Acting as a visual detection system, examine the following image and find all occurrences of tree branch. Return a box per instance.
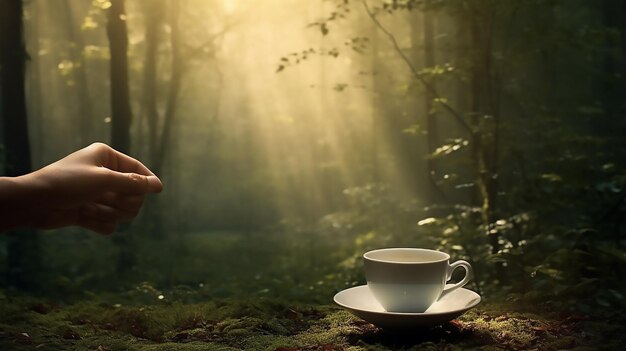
[362,0,472,134]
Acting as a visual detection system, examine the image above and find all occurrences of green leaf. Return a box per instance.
[417,217,436,226]
[81,16,98,30]
[430,139,469,159]
[402,124,422,135]
[540,173,562,182]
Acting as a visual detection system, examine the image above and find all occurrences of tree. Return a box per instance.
[0,0,41,289]
[152,0,183,175]
[410,0,438,202]
[27,0,44,167]
[106,0,135,273]
[148,0,229,175]
[141,0,164,166]
[107,0,133,155]
[62,0,94,146]
[465,3,502,258]
[139,0,229,237]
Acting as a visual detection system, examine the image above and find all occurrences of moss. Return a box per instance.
[138,342,239,351]
[0,291,622,351]
[97,307,165,341]
[465,313,537,347]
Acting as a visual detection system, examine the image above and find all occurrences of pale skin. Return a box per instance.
[0,142,163,235]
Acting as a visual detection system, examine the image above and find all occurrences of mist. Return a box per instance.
[1,0,626,349]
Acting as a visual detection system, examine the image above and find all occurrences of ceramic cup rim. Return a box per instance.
[363,248,450,265]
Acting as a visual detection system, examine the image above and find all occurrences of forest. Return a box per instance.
[1,0,626,350]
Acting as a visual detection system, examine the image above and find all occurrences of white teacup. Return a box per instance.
[364,248,473,313]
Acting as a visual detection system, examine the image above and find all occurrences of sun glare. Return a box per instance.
[189,0,397,219]
[223,0,236,14]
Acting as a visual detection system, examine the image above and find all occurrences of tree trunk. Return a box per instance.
[62,0,94,146]
[142,0,163,166]
[137,0,165,238]
[107,0,135,274]
[469,10,499,255]
[370,20,381,184]
[421,1,438,201]
[142,0,184,239]
[28,0,44,168]
[107,0,132,155]
[152,0,182,175]
[0,0,41,290]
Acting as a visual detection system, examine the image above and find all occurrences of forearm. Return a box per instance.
[0,175,38,232]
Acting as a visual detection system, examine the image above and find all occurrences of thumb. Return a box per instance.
[106,170,163,194]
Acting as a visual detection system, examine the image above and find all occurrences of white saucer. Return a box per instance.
[333,285,481,329]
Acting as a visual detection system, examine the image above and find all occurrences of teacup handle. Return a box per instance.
[439,260,473,299]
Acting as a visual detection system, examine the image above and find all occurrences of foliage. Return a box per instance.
[3,0,626,348]
[271,0,626,313]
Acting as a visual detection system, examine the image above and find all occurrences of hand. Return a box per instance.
[11,143,163,234]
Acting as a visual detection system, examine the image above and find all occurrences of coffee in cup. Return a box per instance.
[364,248,473,313]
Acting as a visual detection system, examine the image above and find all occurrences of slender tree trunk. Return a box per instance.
[454,12,469,201]
[484,8,500,219]
[107,0,135,274]
[142,1,162,166]
[28,0,44,168]
[422,1,437,201]
[469,10,499,254]
[107,0,132,155]
[138,0,165,238]
[62,0,93,146]
[153,0,182,175]
[140,0,187,239]
[0,0,41,290]
[146,0,184,239]
[370,21,381,184]
[455,14,468,117]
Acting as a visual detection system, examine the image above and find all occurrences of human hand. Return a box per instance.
[16,142,163,234]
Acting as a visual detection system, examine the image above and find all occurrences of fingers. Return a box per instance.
[77,200,142,235]
[146,175,163,192]
[97,192,144,212]
[97,143,156,176]
[87,143,163,194]
[34,208,80,230]
[86,192,145,222]
[102,169,163,194]
[81,203,138,222]
[32,206,118,236]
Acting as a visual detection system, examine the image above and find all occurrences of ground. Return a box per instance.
[1,231,624,350]
[0,291,623,351]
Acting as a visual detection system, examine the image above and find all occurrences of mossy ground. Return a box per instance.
[1,290,623,351]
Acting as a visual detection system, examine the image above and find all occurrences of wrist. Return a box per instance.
[0,174,42,231]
